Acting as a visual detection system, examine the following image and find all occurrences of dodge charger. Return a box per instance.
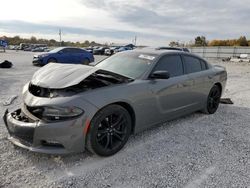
[3,49,227,156]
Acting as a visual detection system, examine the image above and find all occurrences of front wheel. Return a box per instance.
[203,85,222,114]
[47,58,57,63]
[86,105,132,156]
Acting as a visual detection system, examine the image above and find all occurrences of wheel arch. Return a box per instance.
[112,102,136,134]
[47,57,57,63]
[214,82,222,93]
[82,57,90,64]
[90,102,136,135]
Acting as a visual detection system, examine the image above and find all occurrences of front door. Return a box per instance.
[148,55,195,122]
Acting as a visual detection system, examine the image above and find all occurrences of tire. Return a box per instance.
[82,58,90,65]
[203,85,222,114]
[86,105,132,156]
[47,58,57,63]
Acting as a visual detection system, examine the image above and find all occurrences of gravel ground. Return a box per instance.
[0,51,250,188]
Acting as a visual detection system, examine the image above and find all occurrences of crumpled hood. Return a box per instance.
[31,63,99,89]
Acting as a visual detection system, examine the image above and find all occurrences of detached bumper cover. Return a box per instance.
[3,109,86,154]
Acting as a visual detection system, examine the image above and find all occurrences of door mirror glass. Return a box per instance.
[150,70,170,79]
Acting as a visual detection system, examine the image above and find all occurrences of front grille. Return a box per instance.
[41,140,64,148]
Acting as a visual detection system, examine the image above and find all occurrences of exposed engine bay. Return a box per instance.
[29,70,133,98]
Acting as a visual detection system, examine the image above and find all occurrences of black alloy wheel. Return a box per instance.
[86,105,132,156]
[206,85,221,114]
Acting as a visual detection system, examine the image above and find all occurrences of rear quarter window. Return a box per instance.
[200,60,208,70]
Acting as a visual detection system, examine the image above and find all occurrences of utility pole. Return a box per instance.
[59,29,62,46]
[134,36,137,46]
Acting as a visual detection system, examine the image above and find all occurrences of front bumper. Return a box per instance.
[3,108,87,154]
[32,60,43,66]
[32,57,45,66]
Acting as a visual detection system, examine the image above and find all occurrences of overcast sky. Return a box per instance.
[1,0,250,46]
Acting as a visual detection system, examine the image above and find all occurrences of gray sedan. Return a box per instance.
[3,49,227,156]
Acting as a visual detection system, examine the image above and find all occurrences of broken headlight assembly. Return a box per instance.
[28,106,84,122]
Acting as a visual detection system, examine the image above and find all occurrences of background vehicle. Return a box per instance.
[4,49,227,156]
[24,46,33,51]
[32,47,45,52]
[114,46,133,53]
[85,47,94,53]
[93,47,109,55]
[104,46,120,56]
[20,43,29,50]
[32,47,94,66]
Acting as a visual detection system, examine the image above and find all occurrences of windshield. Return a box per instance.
[49,47,64,53]
[96,52,156,78]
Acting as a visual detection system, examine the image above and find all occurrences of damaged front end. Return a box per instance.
[3,109,35,145]
[3,106,85,154]
[3,64,133,154]
[29,69,133,98]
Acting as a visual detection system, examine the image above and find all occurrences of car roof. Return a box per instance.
[57,47,83,49]
[128,48,204,61]
[133,48,185,55]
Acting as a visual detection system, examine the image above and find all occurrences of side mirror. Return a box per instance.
[150,70,170,79]
[58,51,63,54]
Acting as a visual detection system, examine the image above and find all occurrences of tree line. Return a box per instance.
[1,35,250,48]
[0,35,101,47]
[170,36,250,47]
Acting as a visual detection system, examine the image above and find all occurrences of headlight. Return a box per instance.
[38,54,49,58]
[28,106,84,121]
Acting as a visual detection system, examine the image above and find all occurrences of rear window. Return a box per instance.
[183,55,202,74]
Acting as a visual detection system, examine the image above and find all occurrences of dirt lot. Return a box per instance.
[0,50,250,188]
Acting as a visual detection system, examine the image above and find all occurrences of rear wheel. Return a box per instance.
[82,58,90,65]
[204,85,221,114]
[86,105,132,156]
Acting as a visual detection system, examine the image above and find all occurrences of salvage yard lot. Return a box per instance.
[0,50,250,187]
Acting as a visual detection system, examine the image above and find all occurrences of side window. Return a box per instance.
[63,48,79,53]
[61,48,71,53]
[183,56,202,74]
[153,55,183,77]
[69,48,78,53]
[73,48,84,53]
[200,60,207,70]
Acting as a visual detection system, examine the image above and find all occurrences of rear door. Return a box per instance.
[148,54,195,122]
[68,48,79,63]
[72,48,84,63]
[182,55,212,108]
